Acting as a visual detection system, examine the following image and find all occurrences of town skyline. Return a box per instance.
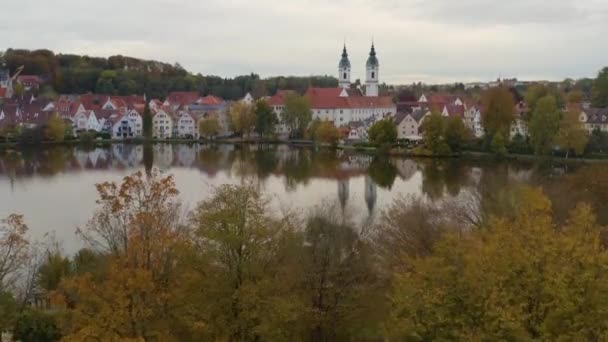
[2,0,607,84]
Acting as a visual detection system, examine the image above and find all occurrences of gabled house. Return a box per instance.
[153,110,173,139]
[395,109,429,140]
[176,111,197,138]
[112,114,137,139]
[73,110,101,132]
[464,105,483,138]
[579,107,608,133]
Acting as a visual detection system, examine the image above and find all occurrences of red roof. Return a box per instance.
[80,93,109,110]
[268,90,295,106]
[167,91,200,106]
[0,88,6,98]
[197,95,223,106]
[305,87,394,109]
[444,104,465,118]
[17,75,41,84]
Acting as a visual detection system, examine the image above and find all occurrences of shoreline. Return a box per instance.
[1,139,607,163]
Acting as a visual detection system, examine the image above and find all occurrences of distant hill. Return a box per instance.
[1,48,339,100]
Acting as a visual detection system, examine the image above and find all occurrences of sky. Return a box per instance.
[1,0,607,84]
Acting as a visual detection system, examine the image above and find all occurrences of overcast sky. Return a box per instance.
[2,0,607,84]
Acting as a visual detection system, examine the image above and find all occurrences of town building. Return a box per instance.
[153,110,173,139]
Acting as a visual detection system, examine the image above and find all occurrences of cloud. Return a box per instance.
[1,0,607,84]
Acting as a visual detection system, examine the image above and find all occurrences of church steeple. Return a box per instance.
[338,44,351,89]
[365,42,379,97]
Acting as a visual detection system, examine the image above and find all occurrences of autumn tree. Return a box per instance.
[283,93,311,139]
[314,121,341,145]
[524,84,549,112]
[556,108,588,158]
[254,99,277,139]
[229,101,255,139]
[491,131,508,157]
[387,187,608,340]
[58,170,190,341]
[45,114,66,142]
[481,86,515,140]
[0,214,30,291]
[368,118,397,146]
[529,95,560,155]
[567,89,584,104]
[592,66,608,107]
[198,116,220,139]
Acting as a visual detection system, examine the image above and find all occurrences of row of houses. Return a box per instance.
[0,89,233,139]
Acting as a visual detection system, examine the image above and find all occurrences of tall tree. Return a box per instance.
[592,67,608,107]
[556,107,588,158]
[481,86,515,140]
[254,99,277,139]
[529,95,560,155]
[283,93,311,139]
[421,112,450,155]
[0,214,29,291]
[198,116,220,139]
[524,84,549,113]
[314,121,341,146]
[142,100,153,140]
[444,116,469,152]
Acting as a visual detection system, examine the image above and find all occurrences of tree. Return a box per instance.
[491,131,507,157]
[421,111,450,155]
[142,100,153,139]
[14,82,24,97]
[189,184,300,341]
[481,86,515,139]
[198,116,220,139]
[592,66,608,107]
[45,114,65,142]
[58,170,190,341]
[0,214,29,291]
[529,95,560,155]
[229,101,255,139]
[13,310,61,342]
[567,89,584,104]
[556,108,588,158]
[314,121,341,145]
[254,99,277,138]
[387,187,608,340]
[524,84,549,112]
[283,93,311,139]
[368,118,397,146]
[36,250,72,292]
[444,116,468,152]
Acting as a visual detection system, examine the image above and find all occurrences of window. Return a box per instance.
[371,71,375,79]
[343,72,347,79]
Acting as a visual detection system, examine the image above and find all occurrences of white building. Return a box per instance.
[176,111,197,138]
[73,110,101,132]
[153,110,173,139]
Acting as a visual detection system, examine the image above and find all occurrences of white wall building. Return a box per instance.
[153,110,173,139]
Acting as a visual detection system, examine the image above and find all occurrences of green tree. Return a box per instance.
[592,66,608,107]
[444,115,468,152]
[421,111,450,155]
[314,121,341,146]
[368,118,397,146]
[142,101,153,140]
[481,86,515,139]
[253,99,277,139]
[283,93,311,139]
[45,114,66,142]
[491,131,508,157]
[13,310,61,342]
[567,89,584,104]
[529,95,560,155]
[198,117,220,139]
[36,250,72,292]
[556,108,588,158]
[524,84,549,112]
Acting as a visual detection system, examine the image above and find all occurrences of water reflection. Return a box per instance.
[1,143,607,252]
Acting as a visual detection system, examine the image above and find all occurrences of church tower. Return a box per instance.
[338,44,351,89]
[365,43,379,97]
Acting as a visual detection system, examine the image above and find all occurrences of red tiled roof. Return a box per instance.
[268,90,295,106]
[197,95,223,105]
[444,104,465,118]
[167,91,200,106]
[305,87,394,109]
[80,93,109,110]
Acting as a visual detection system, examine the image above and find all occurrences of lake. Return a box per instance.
[1,143,606,254]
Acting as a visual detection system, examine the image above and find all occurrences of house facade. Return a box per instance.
[153,110,173,139]
[176,111,197,138]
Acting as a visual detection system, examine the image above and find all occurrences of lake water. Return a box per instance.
[1,143,606,254]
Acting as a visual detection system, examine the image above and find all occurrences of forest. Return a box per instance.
[1,49,339,100]
[2,160,608,341]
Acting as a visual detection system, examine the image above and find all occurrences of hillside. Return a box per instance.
[0,48,338,100]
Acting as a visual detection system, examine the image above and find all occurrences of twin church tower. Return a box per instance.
[338,43,379,97]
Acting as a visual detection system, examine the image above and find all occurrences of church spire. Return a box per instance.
[338,43,351,89]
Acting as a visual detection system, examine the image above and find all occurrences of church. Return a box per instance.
[305,43,396,126]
